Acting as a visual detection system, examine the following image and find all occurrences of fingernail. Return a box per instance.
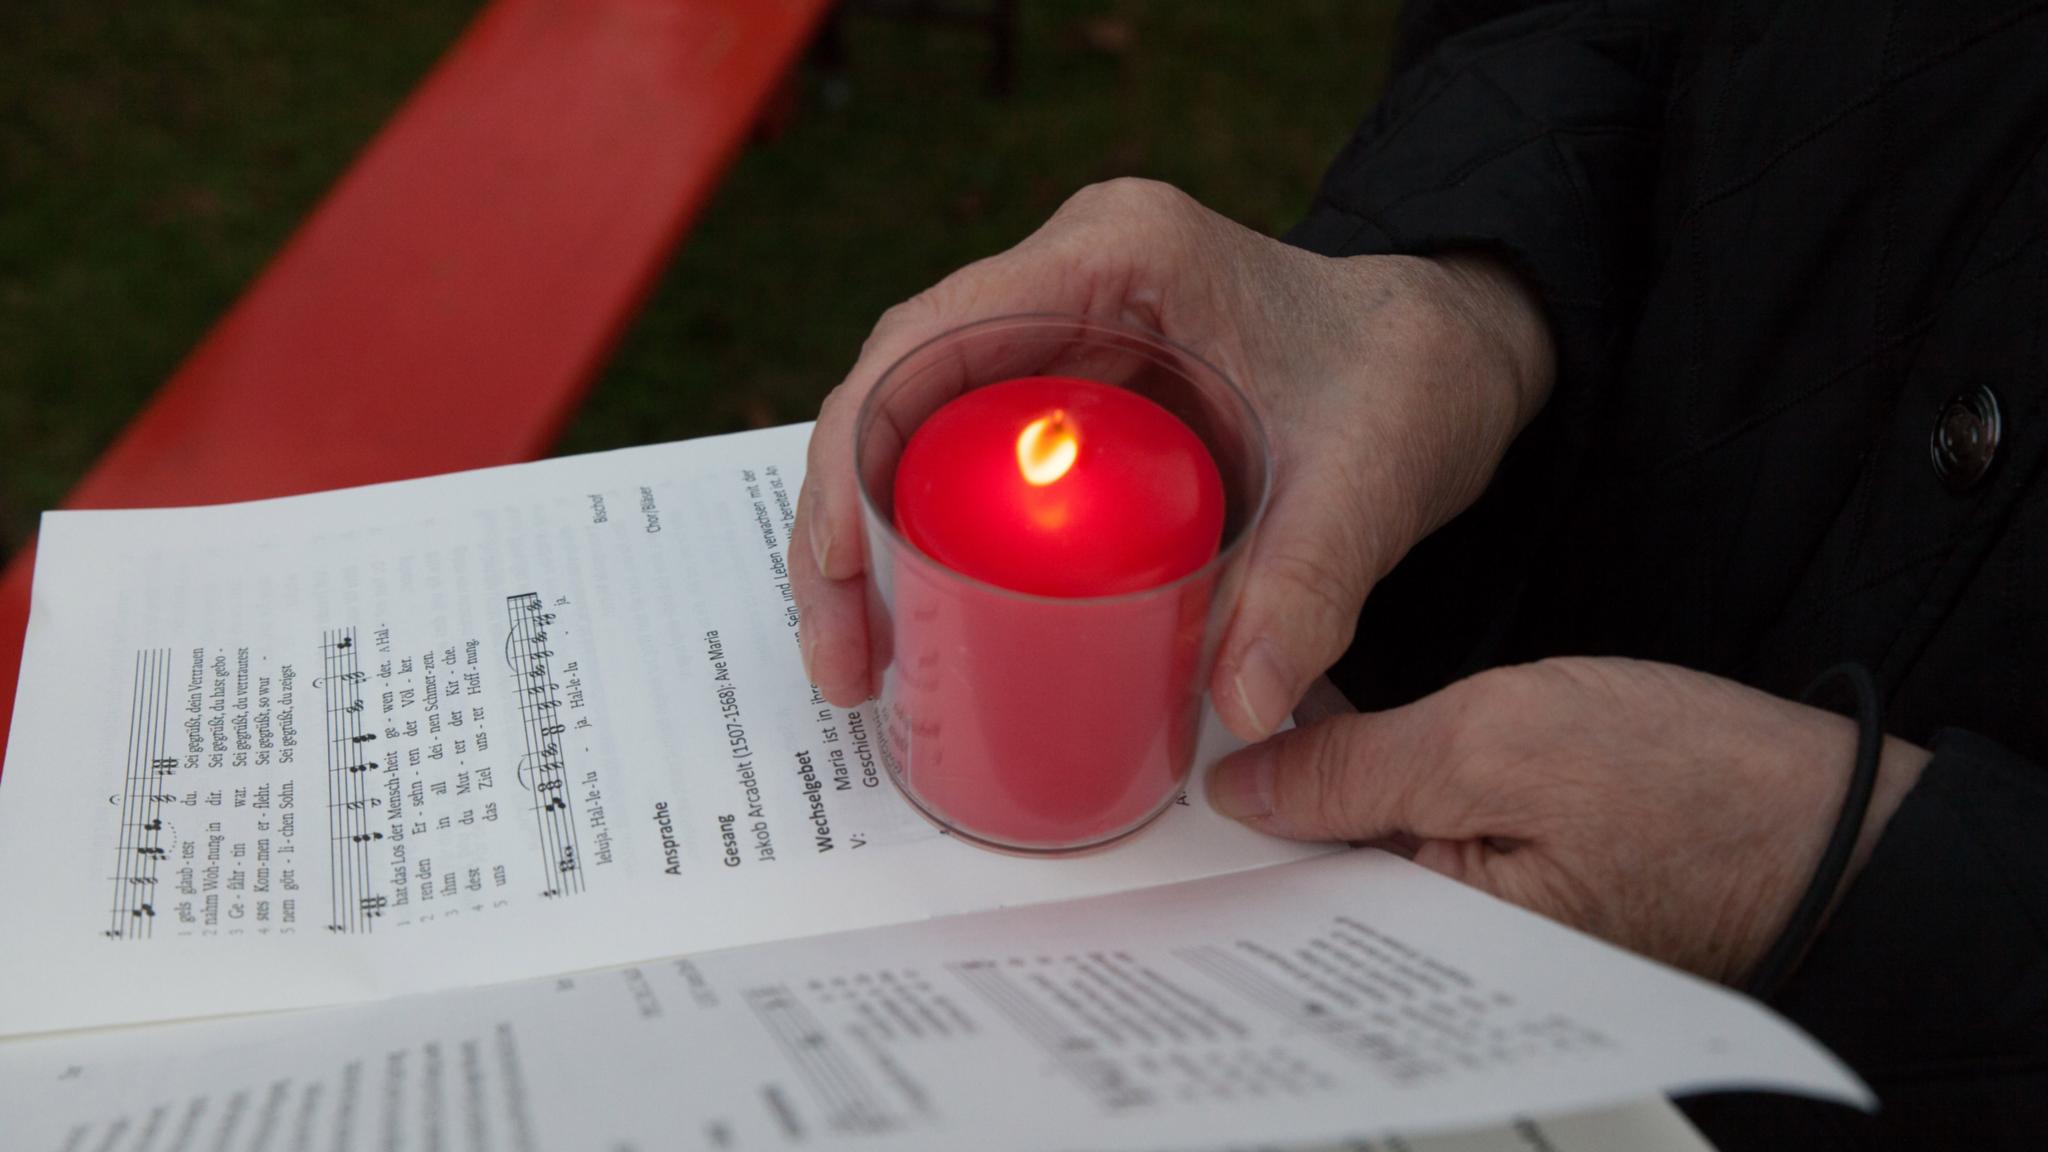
[807,481,834,576]
[1208,746,1276,822]
[1230,638,1292,738]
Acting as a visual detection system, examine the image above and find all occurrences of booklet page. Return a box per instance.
[0,424,1323,1037]
[0,851,1860,1151]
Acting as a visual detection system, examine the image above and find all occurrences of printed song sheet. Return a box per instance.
[0,851,1863,1151]
[0,424,1324,1037]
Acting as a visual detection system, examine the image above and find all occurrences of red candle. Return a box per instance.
[881,376,1227,849]
[894,376,1226,595]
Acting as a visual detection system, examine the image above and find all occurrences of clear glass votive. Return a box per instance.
[854,314,1271,853]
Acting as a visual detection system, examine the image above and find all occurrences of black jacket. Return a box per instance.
[1289,1,2048,1147]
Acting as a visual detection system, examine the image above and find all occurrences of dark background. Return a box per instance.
[0,1,1398,558]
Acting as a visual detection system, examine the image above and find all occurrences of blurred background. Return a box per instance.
[0,0,1398,560]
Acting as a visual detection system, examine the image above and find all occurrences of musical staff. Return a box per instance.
[507,593,585,898]
[744,985,899,1134]
[105,649,174,940]
[323,627,383,934]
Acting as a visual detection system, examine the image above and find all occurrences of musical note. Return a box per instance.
[340,798,381,811]
[345,699,365,713]
[509,592,583,897]
[346,764,371,774]
[350,732,377,744]
[149,794,176,803]
[142,819,162,832]
[127,876,155,886]
[135,846,166,859]
[334,636,354,650]
[360,895,387,917]
[152,756,179,774]
[350,832,384,843]
[130,903,154,918]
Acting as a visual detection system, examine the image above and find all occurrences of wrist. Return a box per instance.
[1285,248,1562,583]
[1746,693,1931,990]
[1349,251,1558,544]
[1846,734,1931,893]
[1429,252,1558,437]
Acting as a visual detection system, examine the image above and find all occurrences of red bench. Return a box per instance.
[0,0,832,771]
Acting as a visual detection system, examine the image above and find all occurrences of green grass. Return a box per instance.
[0,1,1397,556]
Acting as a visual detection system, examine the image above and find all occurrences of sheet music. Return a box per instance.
[0,424,1325,1037]
[0,851,1861,1151]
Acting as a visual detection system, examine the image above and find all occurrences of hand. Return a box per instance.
[793,178,1556,735]
[1210,657,1932,984]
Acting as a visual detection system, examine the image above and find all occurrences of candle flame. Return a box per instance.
[1016,411,1079,486]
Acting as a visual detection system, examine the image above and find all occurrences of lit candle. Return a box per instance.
[883,375,1227,848]
[894,376,1225,596]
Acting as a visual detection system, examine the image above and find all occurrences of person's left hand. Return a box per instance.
[1210,657,1931,984]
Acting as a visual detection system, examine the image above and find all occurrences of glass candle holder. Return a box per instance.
[854,314,1271,852]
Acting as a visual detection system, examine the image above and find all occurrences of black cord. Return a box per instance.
[1745,662,1884,1000]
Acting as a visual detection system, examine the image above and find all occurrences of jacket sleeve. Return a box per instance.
[1287,0,1683,404]
[1304,1,1688,709]
[1684,730,2048,1148]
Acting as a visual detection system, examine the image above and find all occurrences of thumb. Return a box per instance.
[1206,704,1478,844]
[1210,451,1415,740]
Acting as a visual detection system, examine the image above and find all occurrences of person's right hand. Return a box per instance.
[792,178,1556,739]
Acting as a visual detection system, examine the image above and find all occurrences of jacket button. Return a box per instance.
[1930,385,2001,493]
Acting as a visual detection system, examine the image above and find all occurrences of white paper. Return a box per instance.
[1283,1098,1715,1152]
[0,424,1324,1037]
[0,851,1862,1151]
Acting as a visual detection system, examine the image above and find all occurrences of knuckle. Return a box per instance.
[815,381,849,421]
[814,382,861,438]
[1426,668,1573,827]
[1060,177,1195,227]
[1417,674,1503,779]
[1529,654,1660,709]
[1449,665,1514,709]
[1451,664,1546,721]
[863,297,929,355]
[1524,655,1607,693]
